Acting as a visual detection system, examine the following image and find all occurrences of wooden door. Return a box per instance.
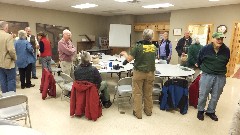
[226,23,240,77]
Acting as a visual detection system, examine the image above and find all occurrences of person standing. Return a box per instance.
[187,36,203,79]
[15,30,36,89]
[25,27,39,79]
[157,32,172,64]
[120,29,156,119]
[196,32,230,121]
[0,21,17,93]
[58,29,76,76]
[175,31,192,65]
[37,31,52,71]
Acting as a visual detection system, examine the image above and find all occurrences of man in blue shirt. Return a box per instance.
[157,32,172,64]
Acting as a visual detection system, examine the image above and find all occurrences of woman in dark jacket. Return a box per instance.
[15,30,36,89]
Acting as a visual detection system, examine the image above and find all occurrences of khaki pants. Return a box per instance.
[60,61,73,76]
[132,70,155,117]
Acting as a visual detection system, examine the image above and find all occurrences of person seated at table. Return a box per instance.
[74,51,112,108]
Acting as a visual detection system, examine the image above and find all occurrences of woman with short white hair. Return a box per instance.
[74,51,112,108]
[15,30,36,89]
[187,36,203,79]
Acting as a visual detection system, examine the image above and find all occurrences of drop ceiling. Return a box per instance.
[0,0,239,16]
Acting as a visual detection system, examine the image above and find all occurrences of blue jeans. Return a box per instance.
[0,67,16,93]
[197,72,226,113]
[160,56,170,64]
[32,52,37,77]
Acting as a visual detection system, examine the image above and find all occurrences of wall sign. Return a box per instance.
[173,28,182,36]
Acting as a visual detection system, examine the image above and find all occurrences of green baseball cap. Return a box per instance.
[212,32,225,38]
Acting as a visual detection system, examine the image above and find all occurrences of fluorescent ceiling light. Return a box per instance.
[72,3,98,9]
[114,0,133,2]
[29,0,49,2]
[142,3,174,9]
[209,0,220,1]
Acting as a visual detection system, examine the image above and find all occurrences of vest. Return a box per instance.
[160,39,171,57]
[29,35,36,50]
[132,40,156,72]
[40,37,52,57]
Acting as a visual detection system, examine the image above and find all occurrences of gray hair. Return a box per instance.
[0,21,8,30]
[192,35,200,44]
[80,51,91,64]
[63,29,71,35]
[18,30,27,39]
[142,29,153,41]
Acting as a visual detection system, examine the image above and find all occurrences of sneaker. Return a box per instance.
[32,76,38,79]
[133,111,142,119]
[103,101,112,108]
[197,111,204,121]
[205,112,218,121]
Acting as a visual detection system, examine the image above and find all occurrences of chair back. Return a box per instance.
[61,73,74,84]
[154,77,163,87]
[0,95,28,109]
[118,77,132,86]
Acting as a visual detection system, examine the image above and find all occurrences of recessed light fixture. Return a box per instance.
[29,0,49,2]
[142,3,174,9]
[114,0,133,2]
[209,0,220,1]
[72,3,98,9]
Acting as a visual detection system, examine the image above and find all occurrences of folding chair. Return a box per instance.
[113,77,132,111]
[0,94,32,128]
[153,77,163,103]
[61,73,74,100]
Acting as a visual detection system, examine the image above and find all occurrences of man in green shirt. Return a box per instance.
[120,29,156,119]
[196,32,230,121]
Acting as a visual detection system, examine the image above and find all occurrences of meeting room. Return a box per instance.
[0,0,240,135]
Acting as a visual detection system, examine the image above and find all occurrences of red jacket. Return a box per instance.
[40,68,56,100]
[189,74,201,108]
[70,81,102,121]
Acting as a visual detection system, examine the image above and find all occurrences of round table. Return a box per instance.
[0,125,44,135]
[155,64,195,77]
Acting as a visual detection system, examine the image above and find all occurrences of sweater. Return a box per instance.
[74,64,102,89]
[187,43,203,68]
[197,43,230,75]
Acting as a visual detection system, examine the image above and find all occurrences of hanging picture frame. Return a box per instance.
[173,28,182,36]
